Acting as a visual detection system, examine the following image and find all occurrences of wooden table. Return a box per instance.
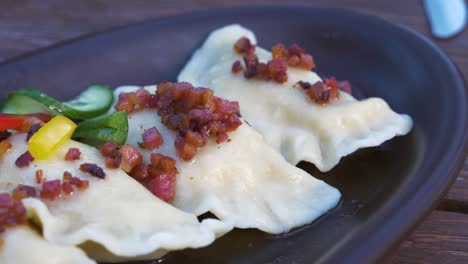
[0,1,466,263]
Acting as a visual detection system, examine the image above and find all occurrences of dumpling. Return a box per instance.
[0,134,229,262]
[178,24,413,172]
[0,226,95,264]
[114,86,340,234]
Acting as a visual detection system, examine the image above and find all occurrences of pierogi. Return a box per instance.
[0,134,228,262]
[178,24,413,171]
[0,226,95,264]
[113,86,341,234]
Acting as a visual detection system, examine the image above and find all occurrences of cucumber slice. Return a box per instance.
[64,85,114,118]
[72,111,128,147]
[0,92,58,115]
[0,85,114,120]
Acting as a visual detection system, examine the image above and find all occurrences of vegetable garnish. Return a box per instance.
[0,85,114,120]
[72,111,129,147]
[0,114,25,131]
[0,113,52,132]
[28,115,77,160]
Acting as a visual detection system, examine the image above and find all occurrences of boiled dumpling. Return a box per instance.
[178,24,413,172]
[114,86,340,234]
[0,134,229,262]
[0,226,95,264]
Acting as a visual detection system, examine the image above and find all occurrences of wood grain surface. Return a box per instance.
[0,0,467,263]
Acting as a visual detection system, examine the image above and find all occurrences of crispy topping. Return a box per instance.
[139,127,163,150]
[0,140,12,160]
[12,185,36,200]
[267,58,288,83]
[40,180,61,199]
[295,77,352,105]
[79,163,106,179]
[130,163,149,181]
[0,193,27,232]
[101,141,120,156]
[234,37,256,56]
[146,174,176,203]
[64,148,81,161]
[231,60,244,73]
[128,153,178,202]
[149,153,178,176]
[100,141,122,169]
[115,87,158,113]
[233,38,316,83]
[26,123,42,141]
[0,171,89,235]
[61,182,74,195]
[272,43,316,70]
[119,144,143,173]
[64,172,89,191]
[15,151,34,168]
[40,176,88,199]
[155,82,242,161]
[35,170,44,184]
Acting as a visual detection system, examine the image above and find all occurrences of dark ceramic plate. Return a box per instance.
[0,6,466,264]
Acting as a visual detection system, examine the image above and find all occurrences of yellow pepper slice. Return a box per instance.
[28,115,77,160]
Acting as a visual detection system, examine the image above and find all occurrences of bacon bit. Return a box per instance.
[238,45,288,83]
[145,173,176,202]
[150,153,177,174]
[21,117,44,134]
[64,148,81,161]
[119,144,143,173]
[233,38,317,83]
[61,182,74,195]
[0,193,26,232]
[79,163,106,179]
[130,163,149,181]
[234,37,255,56]
[139,127,163,150]
[35,170,44,184]
[243,54,259,78]
[101,141,120,156]
[63,171,72,182]
[231,60,244,73]
[216,133,229,144]
[105,152,122,169]
[284,44,316,70]
[100,141,122,169]
[15,151,34,168]
[75,179,89,190]
[63,172,89,191]
[26,123,42,141]
[0,131,11,142]
[115,92,135,113]
[156,82,242,161]
[175,135,197,161]
[272,43,288,59]
[267,58,288,83]
[0,140,12,160]
[128,153,178,202]
[12,185,36,201]
[68,175,89,190]
[40,180,61,200]
[115,88,154,114]
[295,78,340,105]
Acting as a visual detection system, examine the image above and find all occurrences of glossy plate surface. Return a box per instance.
[0,6,466,264]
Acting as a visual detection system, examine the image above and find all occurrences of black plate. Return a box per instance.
[0,6,466,264]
